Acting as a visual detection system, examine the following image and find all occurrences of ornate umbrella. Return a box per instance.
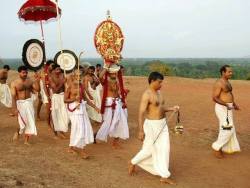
[18,0,61,47]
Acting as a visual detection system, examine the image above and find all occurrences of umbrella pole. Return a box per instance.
[40,20,47,63]
[78,52,84,94]
[55,0,66,76]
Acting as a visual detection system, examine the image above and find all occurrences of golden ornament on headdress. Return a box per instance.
[94,10,124,64]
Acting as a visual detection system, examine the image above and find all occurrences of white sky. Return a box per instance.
[0,0,250,58]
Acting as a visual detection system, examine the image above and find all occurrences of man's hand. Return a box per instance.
[233,103,240,110]
[138,130,145,141]
[95,107,101,114]
[89,95,94,100]
[173,105,180,113]
[226,104,234,110]
[76,95,81,103]
[76,102,80,109]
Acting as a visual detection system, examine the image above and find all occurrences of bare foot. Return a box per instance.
[128,161,136,176]
[12,132,19,142]
[24,141,31,146]
[213,149,224,159]
[68,147,78,155]
[80,150,89,159]
[112,142,122,150]
[48,126,53,132]
[53,135,60,140]
[160,178,176,185]
[59,133,67,139]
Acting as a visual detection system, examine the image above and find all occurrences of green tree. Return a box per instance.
[146,60,171,76]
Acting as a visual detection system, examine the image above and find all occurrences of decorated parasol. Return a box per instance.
[94,11,127,114]
[18,0,61,70]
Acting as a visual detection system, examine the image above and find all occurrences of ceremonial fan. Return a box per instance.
[94,11,127,114]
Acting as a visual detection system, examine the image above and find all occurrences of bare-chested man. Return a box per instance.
[65,70,100,158]
[129,72,179,185]
[0,65,12,108]
[84,66,102,129]
[49,64,69,138]
[95,64,129,149]
[11,66,40,145]
[36,60,54,129]
[95,63,102,78]
[212,65,240,158]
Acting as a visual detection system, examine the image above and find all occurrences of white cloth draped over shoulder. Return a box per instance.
[131,118,171,178]
[212,103,240,153]
[0,83,12,107]
[86,82,102,123]
[16,98,37,136]
[51,92,69,132]
[68,101,94,149]
[96,97,129,142]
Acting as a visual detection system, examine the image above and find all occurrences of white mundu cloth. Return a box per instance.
[0,83,12,107]
[16,98,37,136]
[96,97,129,142]
[39,80,49,104]
[131,118,171,178]
[212,103,240,153]
[51,92,69,132]
[68,101,94,149]
[86,82,102,123]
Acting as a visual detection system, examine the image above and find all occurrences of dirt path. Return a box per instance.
[0,74,249,188]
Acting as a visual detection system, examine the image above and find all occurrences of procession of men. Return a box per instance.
[0,62,243,185]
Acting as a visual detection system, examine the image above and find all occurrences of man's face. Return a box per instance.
[109,72,117,79]
[223,67,233,79]
[151,79,163,90]
[96,66,101,72]
[19,70,28,79]
[48,64,54,72]
[55,67,62,74]
[88,68,95,75]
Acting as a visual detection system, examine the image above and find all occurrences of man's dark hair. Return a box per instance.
[89,66,95,71]
[3,65,10,70]
[148,72,164,84]
[96,64,101,68]
[18,65,28,73]
[220,65,231,75]
[51,64,60,70]
[46,60,54,66]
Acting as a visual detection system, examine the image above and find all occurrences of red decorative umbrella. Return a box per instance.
[18,0,61,48]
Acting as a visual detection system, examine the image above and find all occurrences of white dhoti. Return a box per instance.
[31,93,37,102]
[86,83,102,123]
[51,93,69,132]
[0,83,12,108]
[39,80,49,104]
[96,97,129,142]
[68,101,94,149]
[16,98,37,136]
[212,103,240,153]
[131,119,170,178]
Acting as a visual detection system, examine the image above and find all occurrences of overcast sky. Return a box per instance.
[0,0,250,58]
